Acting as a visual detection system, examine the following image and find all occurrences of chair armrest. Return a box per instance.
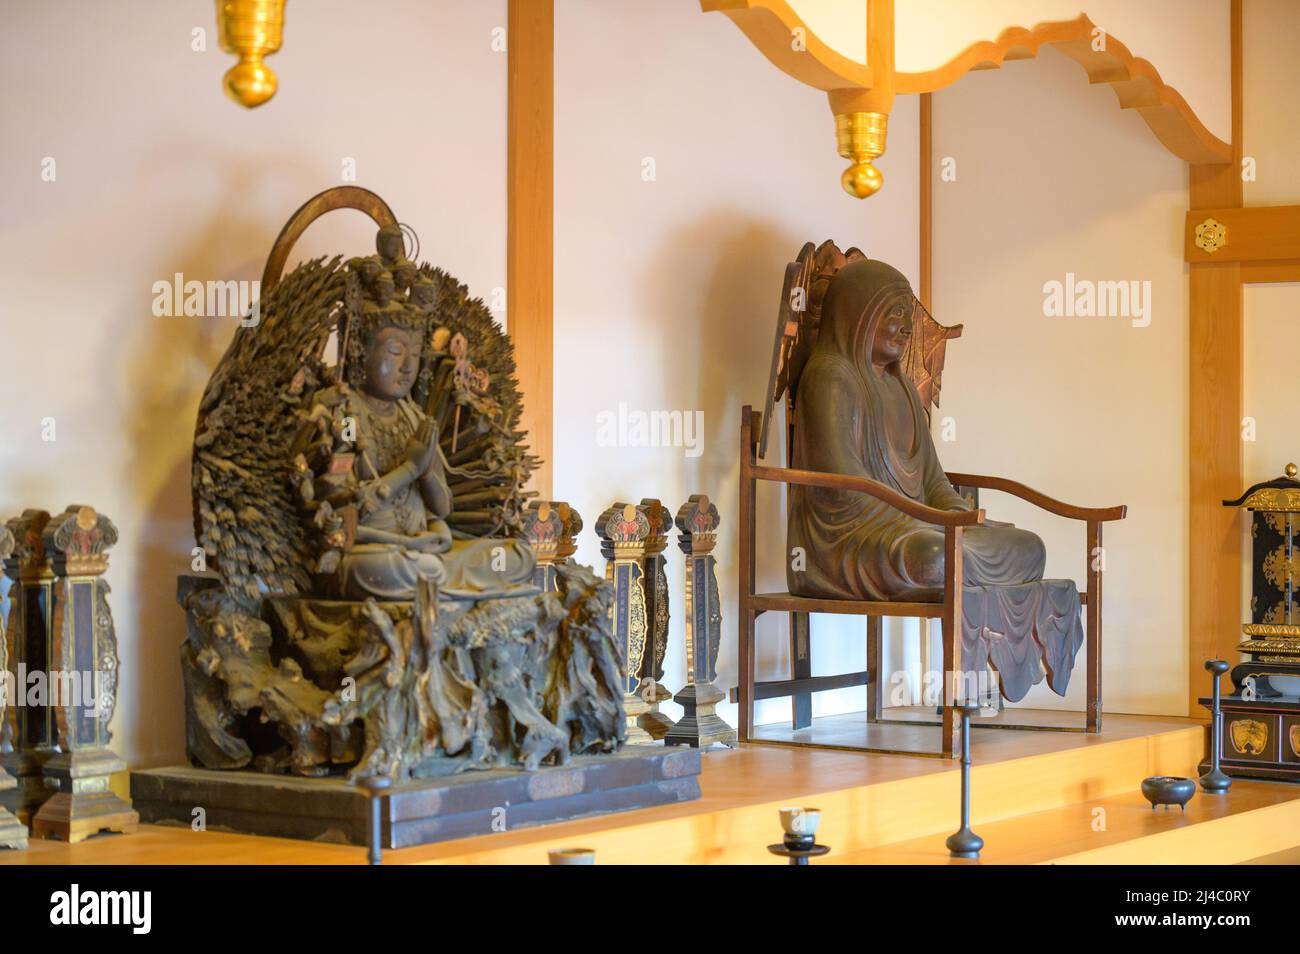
[751,464,985,527]
[945,472,1127,522]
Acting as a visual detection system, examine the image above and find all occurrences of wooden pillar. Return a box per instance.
[919,92,932,310]
[1186,0,1243,718]
[507,0,554,497]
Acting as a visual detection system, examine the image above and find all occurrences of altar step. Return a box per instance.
[384,710,1215,864]
[8,710,1288,865]
[828,779,1300,864]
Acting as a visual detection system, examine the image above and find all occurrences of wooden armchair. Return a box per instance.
[734,242,1127,758]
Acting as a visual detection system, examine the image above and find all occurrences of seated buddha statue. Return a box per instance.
[297,268,535,602]
[788,258,1046,600]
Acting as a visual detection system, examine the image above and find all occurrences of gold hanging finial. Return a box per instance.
[836,111,888,198]
[215,0,286,109]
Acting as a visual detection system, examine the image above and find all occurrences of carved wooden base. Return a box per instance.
[665,682,737,748]
[0,750,56,824]
[638,681,676,740]
[133,747,702,848]
[0,810,28,850]
[31,791,139,844]
[0,770,28,850]
[30,749,139,844]
[623,691,655,745]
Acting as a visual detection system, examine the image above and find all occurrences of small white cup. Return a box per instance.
[778,806,822,837]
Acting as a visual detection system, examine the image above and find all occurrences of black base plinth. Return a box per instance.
[1229,661,1299,697]
[1198,693,1300,784]
[132,747,701,849]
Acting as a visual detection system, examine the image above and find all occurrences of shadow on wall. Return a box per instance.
[110,161,306,768]
[636,208,808,705]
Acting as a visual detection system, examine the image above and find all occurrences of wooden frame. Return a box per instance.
[1184,205,1300,264]
[1186,0,1244,718]
[737,406,1125,758]
[701,3,1231,172]
[507,0,554,498]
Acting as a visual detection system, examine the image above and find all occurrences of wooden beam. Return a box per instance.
[699,0,874,91]
[1184,205,1300,264]
[731,670,871,704]
[1186,0,1243,720]
[1242,260,1300,283]
[507,0,554,497]
[919,92,932,310]
[893,14,1231,165]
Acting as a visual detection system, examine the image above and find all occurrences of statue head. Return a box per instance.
[376,224,406,264]
[819,259,915,373]
[345,272,424,397]
[410,276,438,313]
[372,270,396,307]
[359,324,420,401]
[871,297,914,368]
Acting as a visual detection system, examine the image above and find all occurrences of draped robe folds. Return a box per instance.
[786,259,1083,701]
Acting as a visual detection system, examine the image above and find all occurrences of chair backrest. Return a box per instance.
[758,240,963,465]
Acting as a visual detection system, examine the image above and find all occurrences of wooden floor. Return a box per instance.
[750,705,1094,754]
[2,710,1295,865]
[829,780,1300,864]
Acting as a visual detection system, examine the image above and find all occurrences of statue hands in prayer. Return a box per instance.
[298,265,535,602]
[788,259,1045,601]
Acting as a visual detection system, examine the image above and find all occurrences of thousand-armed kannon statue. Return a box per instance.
[182,191,626,781]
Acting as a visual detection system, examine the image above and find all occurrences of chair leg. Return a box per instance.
[866,616,883,722]
[789,612,812,730]
[740,607,756,743]
[1086,520,1103,734]
[942,526,965,759]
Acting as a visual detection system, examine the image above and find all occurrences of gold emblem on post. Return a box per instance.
[1194,217,1227,254]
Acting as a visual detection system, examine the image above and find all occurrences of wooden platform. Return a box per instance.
[3,710,1297,865]
[750,706,1093,754]
[131,747,701,848]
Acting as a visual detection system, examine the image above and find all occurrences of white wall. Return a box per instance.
[0,0,507,767]
[1243,0,1300,207]
[931,46,1190,716]
[553,0,920,730]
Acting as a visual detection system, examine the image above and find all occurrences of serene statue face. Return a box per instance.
[363,326,420,401]
[871,298,914,368]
